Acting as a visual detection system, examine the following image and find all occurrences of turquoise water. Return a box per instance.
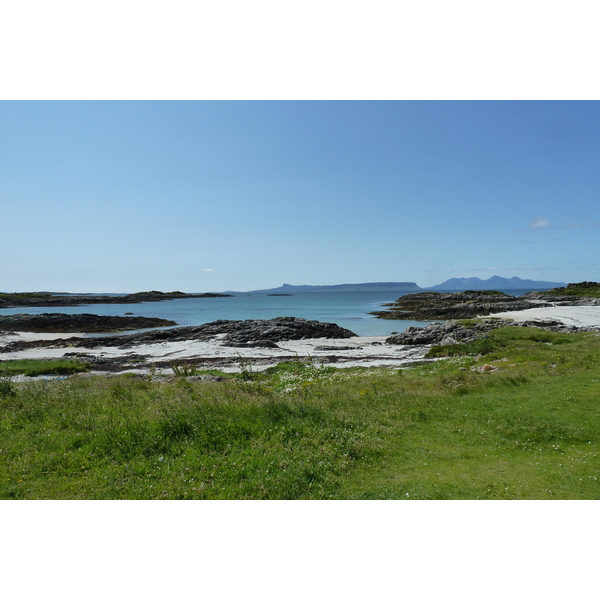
[0,289,538,337]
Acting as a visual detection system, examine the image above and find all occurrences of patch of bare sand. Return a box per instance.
[0,333,431,374]
[486,305,600,329]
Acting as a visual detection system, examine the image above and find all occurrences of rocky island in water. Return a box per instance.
[371,286,600,321]
[0,313,177,333]
[0,290,232,309]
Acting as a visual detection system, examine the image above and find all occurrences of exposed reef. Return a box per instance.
[386,319,503,346]
[376,287,600,348]
[384,314,600,348]
[0,317,357,353]
[0,313,177,333]
[520,292,600,305]
[371,291,537,321]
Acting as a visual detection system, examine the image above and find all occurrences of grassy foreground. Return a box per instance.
[1,327,599,499]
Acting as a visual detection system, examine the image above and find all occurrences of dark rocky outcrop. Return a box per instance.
[0,291,232,309]
[198,317,357,346]
[0,317,357,353]
[372,291,543,321]
[61,352,150,370]
[0,313,177,333]
[520,291,600,305]
[386,315,599,348]
[386,319,502,346]
[314,345,358,351]
[226,340,282,349]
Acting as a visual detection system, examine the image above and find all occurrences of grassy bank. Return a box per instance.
[1,327,599,499]
[0,359,90,378]
[543,281,600,297]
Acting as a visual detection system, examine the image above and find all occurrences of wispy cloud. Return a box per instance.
[201,268,215,272]
[530,218,550,229]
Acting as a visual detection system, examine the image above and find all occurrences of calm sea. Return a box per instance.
[0,289,540,337]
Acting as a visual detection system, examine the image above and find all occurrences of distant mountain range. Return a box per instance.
[229,276,566,294]
[428,276,566,291]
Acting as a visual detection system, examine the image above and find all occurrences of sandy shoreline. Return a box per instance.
[0,331,432,375]
[2,304,599,376]
[486,305,600,329]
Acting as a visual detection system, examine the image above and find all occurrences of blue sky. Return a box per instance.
[1,101,599,292]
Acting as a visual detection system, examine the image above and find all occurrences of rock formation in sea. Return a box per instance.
[0,317,357,353]
[0,291,232,309]
[371,291,539,321]
[0,313,177,333]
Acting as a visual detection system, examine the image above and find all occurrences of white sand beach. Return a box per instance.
[487,305,600,329]
[0,331,431,375]
[3,304,599,377]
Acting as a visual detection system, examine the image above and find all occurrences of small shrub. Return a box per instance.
[427,336,505,358]
[237,356,255,381]
[171,361,198,377]
[0,372,16,398]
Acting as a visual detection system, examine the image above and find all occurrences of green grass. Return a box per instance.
[0,359,90,377]
[1,328,599,499]
[543,281,600,297]
[427,326,578,358]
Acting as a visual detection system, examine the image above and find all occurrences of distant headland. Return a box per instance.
[234,282,422,294]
